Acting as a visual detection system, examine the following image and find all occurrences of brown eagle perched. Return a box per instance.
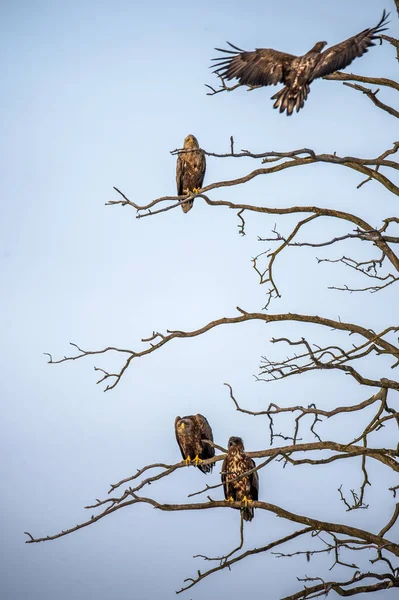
[222,436,259,521]
[211,10,389,116]
[175,414,215,473]
[176,134,206,213]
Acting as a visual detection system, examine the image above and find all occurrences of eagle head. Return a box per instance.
[177,417,193,433]
[184,134,199,149]
[228,436,245,451]
[310,41,327,53]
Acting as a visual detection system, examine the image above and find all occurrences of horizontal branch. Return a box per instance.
[109,184,399,285]
[225,382,385,419]
[47,308,399,391]
[109,144,399,217]
[25,494,399,558]
[24,438,399,547]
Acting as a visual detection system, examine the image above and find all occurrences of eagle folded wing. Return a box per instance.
[221,455,229,498]
[247,457,259,501]
[212,44,296,87]
[195,414,215,460]
[193,152,206,189]
[174,416,186,459]
[176,155,185,196]
[311,10,390,81]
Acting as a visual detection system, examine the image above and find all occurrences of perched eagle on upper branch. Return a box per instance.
[175,414,215,473]
[176,134,206,213]
[222,436,259,521]
[211,10,389,115]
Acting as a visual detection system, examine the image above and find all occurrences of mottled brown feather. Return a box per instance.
[222,437,259,521]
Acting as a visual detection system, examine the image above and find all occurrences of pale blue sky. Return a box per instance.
[1,1,398,598]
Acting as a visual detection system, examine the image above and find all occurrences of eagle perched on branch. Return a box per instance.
[175,414,215,473]
[176,134,206,213]
[211,10,389,115]
[222,436,259,521]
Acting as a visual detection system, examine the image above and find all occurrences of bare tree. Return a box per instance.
[26,8,399,599]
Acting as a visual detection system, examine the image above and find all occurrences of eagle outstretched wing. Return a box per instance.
[311,9,390,81]
[212,44,296,87]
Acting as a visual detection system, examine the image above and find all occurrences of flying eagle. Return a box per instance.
[222,436,259,521]
[175,414,215,473]
[211,10,389,115]
[176,134,206,213]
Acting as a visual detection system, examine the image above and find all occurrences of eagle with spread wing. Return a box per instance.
[176,134,206,213]
[211,10,389,116]
[175,414,215,473]
[222,436,259,521]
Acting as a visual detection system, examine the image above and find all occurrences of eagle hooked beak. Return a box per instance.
[180,423,185,430]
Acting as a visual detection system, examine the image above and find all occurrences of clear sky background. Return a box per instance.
[1,0,398,598]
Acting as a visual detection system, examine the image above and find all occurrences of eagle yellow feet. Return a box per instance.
[183,455,203,466]
[183,188,200,195]
[193,455,203,467]
[241,496,253,508]
[226,496,235,504]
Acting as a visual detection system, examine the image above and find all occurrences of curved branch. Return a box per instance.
[282,572,399,600]
[342,81,399,119]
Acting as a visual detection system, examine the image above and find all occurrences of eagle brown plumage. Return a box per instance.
[222,436,259,521]
[176,134,206,213]
[175,414,215,473]
[211,10,389,116]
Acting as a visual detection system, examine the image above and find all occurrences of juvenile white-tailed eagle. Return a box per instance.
[211,10,389,115]
[222,436,259,521]
[175,414,215,473]
[176,134,206,213]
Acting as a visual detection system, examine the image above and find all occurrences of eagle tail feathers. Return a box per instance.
[242,507,254,521]
[198,463,214,474]
[180,199,193,213]
[271,84,310,116]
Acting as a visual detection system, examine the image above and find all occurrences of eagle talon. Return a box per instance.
[184,456,191,466]
[193,455,203,467]
[226,496,235,504]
